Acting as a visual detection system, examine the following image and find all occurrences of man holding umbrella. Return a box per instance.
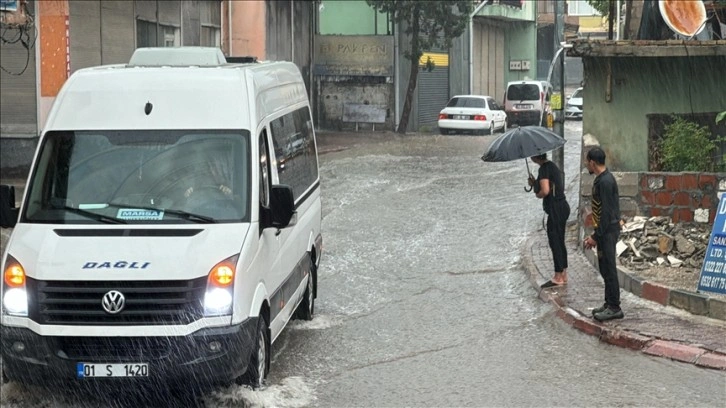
[528,153,570,287]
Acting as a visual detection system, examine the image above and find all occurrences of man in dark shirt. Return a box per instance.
[528,153,570,287]
[583,147,624,321]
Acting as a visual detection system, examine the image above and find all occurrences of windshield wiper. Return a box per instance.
[58,206,126,224]
[106,202,216,223]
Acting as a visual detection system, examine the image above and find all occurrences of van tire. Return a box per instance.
[294,258,316,321]
[238,316,269,389]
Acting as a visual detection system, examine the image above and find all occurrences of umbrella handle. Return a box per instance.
[524,185,532,192]
[524,157,533,192]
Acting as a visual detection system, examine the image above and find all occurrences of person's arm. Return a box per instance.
[598,177,619,230]
[535,178,550,198]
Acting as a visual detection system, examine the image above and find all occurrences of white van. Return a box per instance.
[0,47,322,389]
[503,80,552,127]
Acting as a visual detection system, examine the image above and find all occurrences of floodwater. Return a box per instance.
[2,122,725,407]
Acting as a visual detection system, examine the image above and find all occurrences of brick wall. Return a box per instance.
[580,171,726,233]
[639,173,724,224]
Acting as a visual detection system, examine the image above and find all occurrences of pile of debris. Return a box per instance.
[617,216,710,271]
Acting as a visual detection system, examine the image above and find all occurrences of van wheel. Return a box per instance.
[238,316,269,389]
[294,259,315,321]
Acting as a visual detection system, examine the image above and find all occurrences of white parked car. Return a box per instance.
[438,95,507,135]
[565,87,583,120]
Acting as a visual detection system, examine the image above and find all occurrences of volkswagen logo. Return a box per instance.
[101,290,126,314]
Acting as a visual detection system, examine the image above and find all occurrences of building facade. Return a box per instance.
[0,0,222,177]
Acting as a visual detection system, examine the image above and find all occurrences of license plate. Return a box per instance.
[77,363,149,378]
[454,115,468,120]
[516,104,533,109]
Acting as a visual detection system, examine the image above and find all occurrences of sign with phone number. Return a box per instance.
[698,196,726,294]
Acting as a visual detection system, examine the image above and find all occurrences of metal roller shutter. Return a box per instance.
[417,66,449,128]
[0,1,37,136]
[100,1,135,65]
[69,1,101,73]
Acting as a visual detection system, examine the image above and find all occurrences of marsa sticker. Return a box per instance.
[117,209,164,220]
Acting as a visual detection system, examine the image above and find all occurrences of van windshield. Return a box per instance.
[507,84,540,101]
[24,130,250,224]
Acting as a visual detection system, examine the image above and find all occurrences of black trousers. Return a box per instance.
[546,199,570,273]
[596,224,621,309]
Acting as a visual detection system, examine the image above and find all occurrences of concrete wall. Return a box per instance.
[582,55,726,172]
[504,21,539,84]
[317,79,393,130]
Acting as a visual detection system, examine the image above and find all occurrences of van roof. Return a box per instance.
[44,56,308,132]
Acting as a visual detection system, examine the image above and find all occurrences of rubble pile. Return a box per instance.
[616,216,710,271]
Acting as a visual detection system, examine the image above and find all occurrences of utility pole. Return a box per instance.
[552,0,565,177]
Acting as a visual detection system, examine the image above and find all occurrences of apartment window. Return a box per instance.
[136,19,180,48]
[201,25,221,47]
[567,0,599,16]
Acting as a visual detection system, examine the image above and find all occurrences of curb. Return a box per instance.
[523,235,726,370]
[583,244,726,321]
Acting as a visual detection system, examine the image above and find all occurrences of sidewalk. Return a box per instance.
[522,223,726,370]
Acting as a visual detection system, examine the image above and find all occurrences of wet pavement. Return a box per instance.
[525,223,726,368]
[1,125,725,407]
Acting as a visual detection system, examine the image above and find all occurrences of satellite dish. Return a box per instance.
[658,0,707,37]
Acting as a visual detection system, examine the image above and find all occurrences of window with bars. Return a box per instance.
[136,19,180,48]
[201,25,221,47]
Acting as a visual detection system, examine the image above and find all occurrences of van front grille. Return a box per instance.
[56,336,173,360]
[28,277,207,326]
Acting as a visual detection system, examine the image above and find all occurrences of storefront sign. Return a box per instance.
[698,195,726,294]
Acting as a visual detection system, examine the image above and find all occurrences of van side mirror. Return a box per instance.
[269,184,296,228]
[0,185,19,228]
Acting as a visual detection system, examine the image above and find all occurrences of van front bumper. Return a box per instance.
[506,110,542,126]
[1,318,258,386]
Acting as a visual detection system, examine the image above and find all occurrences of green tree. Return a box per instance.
[586,0,610,16]
[366,0,473,133]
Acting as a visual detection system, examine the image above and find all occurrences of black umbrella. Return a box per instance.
[481,125,566,191]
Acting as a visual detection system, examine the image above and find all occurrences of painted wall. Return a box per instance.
[582,55,726,172]
[318,0,388,35]
[503,22,538,84]
[225,0,265,58]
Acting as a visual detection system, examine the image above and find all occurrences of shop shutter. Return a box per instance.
[0,0,37,136]
[69,1,102,73]
[417,66,449,128]
[100,1,135,65]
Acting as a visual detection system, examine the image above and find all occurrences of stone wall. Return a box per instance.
[579,142,726,240]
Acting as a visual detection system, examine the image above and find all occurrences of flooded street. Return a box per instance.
[2,123,725,407]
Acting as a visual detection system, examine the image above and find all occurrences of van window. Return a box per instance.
[24,130,250,224]
[507,84,540,101]
[446,97,486,108]
[259,130,271,208]
[270,107,319,200]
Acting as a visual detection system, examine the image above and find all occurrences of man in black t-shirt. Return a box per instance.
[528,153,570,288]
[583,147,624,322]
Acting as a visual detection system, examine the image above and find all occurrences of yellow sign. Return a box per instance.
[419,52,449,67]
[551,93,562,110]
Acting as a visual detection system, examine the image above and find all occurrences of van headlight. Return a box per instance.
[204,255,238,316]
[3,255,28,316]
